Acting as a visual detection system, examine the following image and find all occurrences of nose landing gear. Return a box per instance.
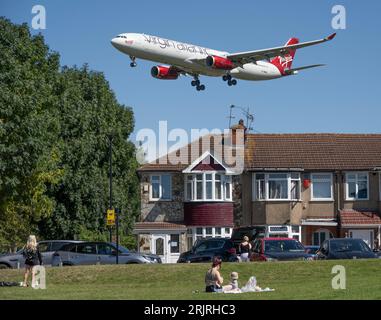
[222,74,237,86]
[129,56,137,67]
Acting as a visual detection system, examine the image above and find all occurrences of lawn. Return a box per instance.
[0,259,380,300]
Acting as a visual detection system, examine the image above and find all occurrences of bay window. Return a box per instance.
[253,173,301,201]
[346,172,369,200]
[150,174,172,201]
[185,172,232,201]
[311,173,333,200]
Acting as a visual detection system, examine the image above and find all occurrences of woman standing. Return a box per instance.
[239,236,252,262]
[204,257,224,292]
[22,235,42,287]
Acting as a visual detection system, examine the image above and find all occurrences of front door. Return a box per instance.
[152,234,168,263]
[350,229,374,249]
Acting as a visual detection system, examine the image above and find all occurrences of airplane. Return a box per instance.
[111,32,336,91]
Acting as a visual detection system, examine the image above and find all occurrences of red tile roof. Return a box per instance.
[339,209,381,226]
[138,133,381,172]
[133,222,187,231]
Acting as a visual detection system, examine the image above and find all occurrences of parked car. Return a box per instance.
[231,225,266,252]
[304,245,320,259]
[0,240,83,269]
[250,237,314,262]
[51,242,161,266]
[177,238,238,263]
[316,238,377,260]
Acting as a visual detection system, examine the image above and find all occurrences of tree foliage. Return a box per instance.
[0,18,139,249]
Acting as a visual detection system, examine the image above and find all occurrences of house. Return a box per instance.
[134,128,381,263]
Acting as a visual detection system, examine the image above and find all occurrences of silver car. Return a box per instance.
[0,240,83,269]
[51,242,161,266]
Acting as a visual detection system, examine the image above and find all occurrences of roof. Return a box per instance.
[133,222,187,232]
[339,209,381,226]
[138,133,381,172]
[245,134,381,170]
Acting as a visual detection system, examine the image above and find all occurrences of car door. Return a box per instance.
[192,242,209,262]
[71,244,99,265]
[37,242,52,265]
[97,243,118,265]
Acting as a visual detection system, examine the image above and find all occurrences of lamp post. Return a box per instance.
[108,134,113,243]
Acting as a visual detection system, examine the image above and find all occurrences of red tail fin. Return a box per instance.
[271,37,299,75]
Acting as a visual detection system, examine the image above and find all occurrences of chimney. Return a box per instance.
[230,119,247,145]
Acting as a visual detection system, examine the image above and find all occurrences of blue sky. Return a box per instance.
[2,0,381,146]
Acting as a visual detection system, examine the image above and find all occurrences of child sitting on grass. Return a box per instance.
[222,271,240,293]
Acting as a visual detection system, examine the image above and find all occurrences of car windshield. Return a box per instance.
[231,227,266,241]
[330,240,371,253]
[265,240,305,252]
[110,243,130,253]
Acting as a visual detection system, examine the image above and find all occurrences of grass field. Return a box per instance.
[0,259,380,300]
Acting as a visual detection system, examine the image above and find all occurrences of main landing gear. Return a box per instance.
[129,56,137,67]
[191,76,205,91]
[222,74,237,86]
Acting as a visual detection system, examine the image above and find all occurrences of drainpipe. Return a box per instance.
[378,225,381,249]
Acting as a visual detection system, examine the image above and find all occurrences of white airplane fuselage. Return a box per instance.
[111,33,282,81]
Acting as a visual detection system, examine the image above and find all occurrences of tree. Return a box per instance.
[0,18,139,249]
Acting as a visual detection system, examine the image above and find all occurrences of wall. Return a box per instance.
[140,172,184,222]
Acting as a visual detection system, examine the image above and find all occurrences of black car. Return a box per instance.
[177,238,238,263]
[316,238,377,260]
[230,225,266,252]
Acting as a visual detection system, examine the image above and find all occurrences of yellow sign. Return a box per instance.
[107,209,115,226]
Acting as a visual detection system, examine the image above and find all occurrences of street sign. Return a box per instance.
[107,209,115,226]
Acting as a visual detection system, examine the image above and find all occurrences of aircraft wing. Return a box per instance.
[227,33,336,64]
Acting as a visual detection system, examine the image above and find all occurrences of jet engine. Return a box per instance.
[205,55,235,70]
[150,66,179,79]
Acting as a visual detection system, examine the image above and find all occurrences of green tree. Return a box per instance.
[0,18,139,249]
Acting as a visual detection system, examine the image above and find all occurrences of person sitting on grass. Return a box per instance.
[222,271,240,293]
[22,235,42,288]
[205,257,223,292]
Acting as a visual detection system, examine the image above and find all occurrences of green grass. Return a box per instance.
[0,259,380,300]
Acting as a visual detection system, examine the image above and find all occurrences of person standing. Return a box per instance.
[239,236,252,262]
[205,257,224,292]
[22,235,42,287]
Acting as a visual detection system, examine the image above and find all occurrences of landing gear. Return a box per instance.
[191,76,205,91]
[222,74,237,86]
[129,56,137,67]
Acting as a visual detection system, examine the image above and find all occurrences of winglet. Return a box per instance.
[326,33,337,41]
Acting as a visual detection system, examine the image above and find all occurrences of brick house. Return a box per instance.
[134,131,381,263]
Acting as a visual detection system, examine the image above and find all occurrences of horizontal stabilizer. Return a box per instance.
[284,64,325,75]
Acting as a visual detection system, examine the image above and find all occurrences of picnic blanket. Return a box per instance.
[223,276,275,294]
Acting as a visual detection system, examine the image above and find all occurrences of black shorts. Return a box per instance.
[205,285,221,293]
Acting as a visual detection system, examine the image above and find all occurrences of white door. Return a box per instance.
[152,234,168,263]
[350,230,373,249]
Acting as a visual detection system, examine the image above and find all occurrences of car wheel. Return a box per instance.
[0,263,10,269]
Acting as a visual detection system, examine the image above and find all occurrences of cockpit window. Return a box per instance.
[116,35,127,39]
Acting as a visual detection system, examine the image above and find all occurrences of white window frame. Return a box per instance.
[187,226,233,248]
[345,172,369,201]
[149,174,172,201]
[184,172,233,202]
[311,173,334,201]
[252,173,301,201]
[312,228,332,246]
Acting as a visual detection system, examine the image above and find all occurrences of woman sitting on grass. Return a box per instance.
[205,257,224,292]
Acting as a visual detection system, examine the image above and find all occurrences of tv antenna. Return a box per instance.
[228,104,255,132]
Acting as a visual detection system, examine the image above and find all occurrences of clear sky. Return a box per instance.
[2,0,381,147]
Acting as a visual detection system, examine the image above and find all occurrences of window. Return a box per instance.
[76,244,96,254]
[150,174,172,201]
[97,244,114,255]
[170,234,179,254]
[253,173,301,201]
[345,172,369,200]
[185,173,232,201]
[311,173,333,200]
